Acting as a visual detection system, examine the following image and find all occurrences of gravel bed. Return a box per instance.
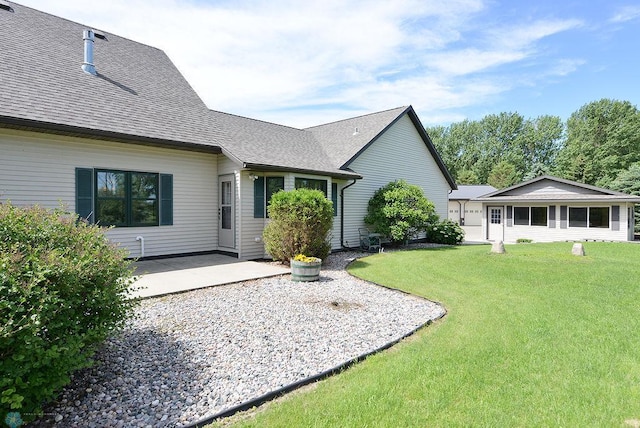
[32,248,446,427]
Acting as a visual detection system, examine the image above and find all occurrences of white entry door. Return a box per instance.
[219,175,235,248]
[488,206,504,241]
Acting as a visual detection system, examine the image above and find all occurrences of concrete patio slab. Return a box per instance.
[130,254,290,299]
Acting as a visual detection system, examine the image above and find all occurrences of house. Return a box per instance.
[448,185,496,226]
[0,2,456,259]
[474,176,640,243]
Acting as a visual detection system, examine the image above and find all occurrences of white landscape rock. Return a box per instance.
[491,240,506,254]
[572,243,586,256]
[32,248,446,427]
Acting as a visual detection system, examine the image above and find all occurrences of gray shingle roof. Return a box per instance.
[475,176,640,202]
[476,194,640,202]
[1,3,455,183]
[209,110,360,178]
[305,106,409,168]
[0,2,225,150]
[306,106,456,188]
[450,185,497,200]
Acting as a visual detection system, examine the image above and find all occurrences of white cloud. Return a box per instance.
[428,49,528,76]
[610,5,640,23]
[16,0,585,127]
[490,19,584,50]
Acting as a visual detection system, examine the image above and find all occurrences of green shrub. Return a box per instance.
[517,238,533,243]
[426,219,465,245]
[364,180,438,243]
[263,188,333,263]
[0,203,137,421]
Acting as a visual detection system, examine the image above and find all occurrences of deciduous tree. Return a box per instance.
[554,99,640,187]
[487,160,519,189]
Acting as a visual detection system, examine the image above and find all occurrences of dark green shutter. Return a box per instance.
[549,206,556,228]
[332,183,338,217]
[160,174,173,226]
[506,206,513,227]
[254,176,265,218]
[75,167,94,223]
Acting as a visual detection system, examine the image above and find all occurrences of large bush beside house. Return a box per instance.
[0,203,137,422]
[426,219,465,245]
[365,180,439,243]
[263,188,333,263]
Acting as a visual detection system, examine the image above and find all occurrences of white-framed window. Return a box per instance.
[569,206,609,228]
[513,206,548,226]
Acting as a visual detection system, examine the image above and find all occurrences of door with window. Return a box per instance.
[488,206,504,241]
[219,175,235,248]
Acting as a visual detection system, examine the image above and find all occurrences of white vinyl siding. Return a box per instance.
[343,114,451,248]
[240,170,269,260]
[496,203,632,243]
[330,181,345,250]
[502,179,603,197]
[239,171,341,258]
[1,129,218,258]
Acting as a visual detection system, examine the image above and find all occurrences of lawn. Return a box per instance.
[219,242,640,427]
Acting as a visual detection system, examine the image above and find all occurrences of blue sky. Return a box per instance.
[16,0,640,128]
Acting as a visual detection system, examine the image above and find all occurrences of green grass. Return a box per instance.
[220,243,640,427]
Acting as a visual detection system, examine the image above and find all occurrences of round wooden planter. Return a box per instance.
[290,259,322,282]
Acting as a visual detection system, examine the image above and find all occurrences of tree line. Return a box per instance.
[427,98,640,195]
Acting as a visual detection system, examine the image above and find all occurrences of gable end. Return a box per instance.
[341,106,456,189]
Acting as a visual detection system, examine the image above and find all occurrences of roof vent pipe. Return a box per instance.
[82,29,97,75]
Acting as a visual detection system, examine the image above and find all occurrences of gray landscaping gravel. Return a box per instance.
[32,248,446,427]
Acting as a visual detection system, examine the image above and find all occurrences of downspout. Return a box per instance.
[136,236,145,259]
[340,179,358,249]
[457,200,469,225]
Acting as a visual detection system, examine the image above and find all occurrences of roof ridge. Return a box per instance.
[209,109,305,132]
[13,1,164,53]
[304,106,408,130]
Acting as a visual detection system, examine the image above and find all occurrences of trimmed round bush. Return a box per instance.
[0,203,137,421]
[365,180,438,243]
[426,219,465,245]
[263,188,333,263]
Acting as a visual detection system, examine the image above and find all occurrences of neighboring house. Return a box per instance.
[0,3,455,259]
[448,185,496,226]
[474,176,640,243]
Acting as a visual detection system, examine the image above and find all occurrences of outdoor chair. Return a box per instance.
[359,227,381,252]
